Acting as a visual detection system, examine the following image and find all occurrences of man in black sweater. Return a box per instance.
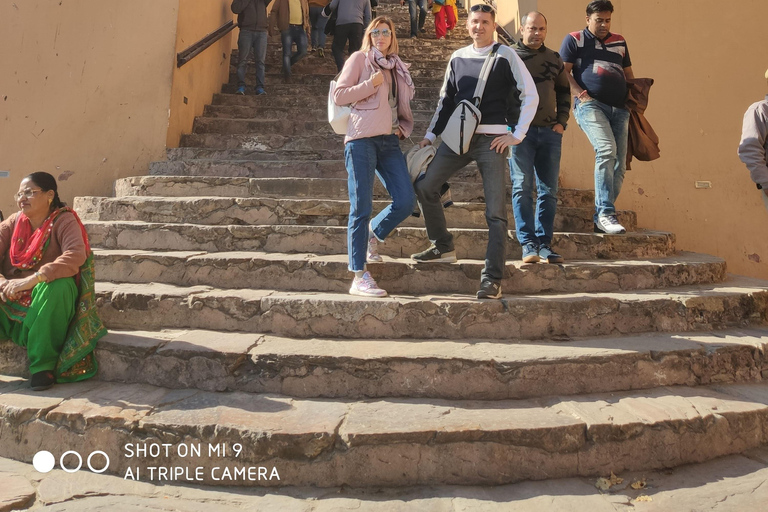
[509,11,570,265]
[411,5,538,299]
[232,0,274,95]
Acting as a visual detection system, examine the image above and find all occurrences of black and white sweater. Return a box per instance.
[426,43,538,142]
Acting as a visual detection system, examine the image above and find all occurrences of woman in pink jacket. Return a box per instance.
[333,16,415,297]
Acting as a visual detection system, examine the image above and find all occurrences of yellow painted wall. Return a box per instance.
[0,0,179,217]
[167,0,234,148]
[496,0,768,279]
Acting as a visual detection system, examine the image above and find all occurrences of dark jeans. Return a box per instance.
[281,25,308,77]
[407,0,428,36]
[332,23,364,72]
[309,6,328,49]
[509,125,563,247]
[236,29,268,89]
[415,134,510,284]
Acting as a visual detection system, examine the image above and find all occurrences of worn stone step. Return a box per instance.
[83,221,675,261]
[91,249,725,295]
[235,72,444,88]
[75,195,637,232]
[231,66,448,83]
[220,83,441,98]
[92,277,768,340]
[114,176,595,209]
[3,327,762,400]
[211,93,441,112]
[3,375,768,486]
[191,117,434,136]
[202,104,436,122]
[148,158,484,183]
[180,131,357,151]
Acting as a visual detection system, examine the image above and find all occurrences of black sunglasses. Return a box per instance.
[470,4,496,14]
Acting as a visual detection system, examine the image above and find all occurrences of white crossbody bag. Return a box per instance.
[328,58,376,135]
[440,45,499,155]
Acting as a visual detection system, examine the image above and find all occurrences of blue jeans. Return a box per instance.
[236,29,268,89]
[281,25,308,77]
[345,134,416,272]
[509,125,562,247]
[407,0,428,36]
[573,98,630,222]
[309,6,328,49]
[415,134,509,284]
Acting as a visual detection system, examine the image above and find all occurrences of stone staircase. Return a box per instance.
[2,0,768,491]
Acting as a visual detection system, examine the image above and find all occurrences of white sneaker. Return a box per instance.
[367,234,383,262]
[595,215,627,235]
[349,271,388,297]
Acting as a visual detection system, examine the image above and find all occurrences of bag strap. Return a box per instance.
[471,43,500,107]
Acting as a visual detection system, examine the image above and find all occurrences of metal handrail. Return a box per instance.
[480,0,516,46]
[176,20,236,68]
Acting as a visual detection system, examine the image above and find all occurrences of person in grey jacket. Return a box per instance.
[738,69,768,209]
[325,0,372,72]
[232,0,274,95]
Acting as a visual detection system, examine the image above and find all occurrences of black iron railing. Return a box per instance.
[176,20,236,68]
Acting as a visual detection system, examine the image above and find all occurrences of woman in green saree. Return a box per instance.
[0,172,106,391]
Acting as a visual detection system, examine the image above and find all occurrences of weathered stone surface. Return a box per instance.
[77,195,636,233]
[0,472,35,511]
[2,379,768,487]
[83,221,675,260]
[115,176,595,209]
[0,341,27,377]
[93,278,768,341]
[219,83,442,99]
[246,329,768,399]
[191,117,434,137]
[92,249,726,295]
[6,327,764,401]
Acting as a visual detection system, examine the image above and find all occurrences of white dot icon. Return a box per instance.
[33,451,55,473]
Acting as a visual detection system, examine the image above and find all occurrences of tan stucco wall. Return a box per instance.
[167,0,234,148]
[495,0,768,279]
[0,1,179,217]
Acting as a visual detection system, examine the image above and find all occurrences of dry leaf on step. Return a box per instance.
[630,479,647,490]
[635,495,652,502]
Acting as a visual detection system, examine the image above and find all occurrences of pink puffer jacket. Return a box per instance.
[333,50,414,144]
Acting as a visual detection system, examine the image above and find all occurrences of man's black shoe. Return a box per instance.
[30,370,55,391]
[411,245,457,263]
[476,281,502,299]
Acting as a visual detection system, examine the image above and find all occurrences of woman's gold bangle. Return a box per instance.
[35,272,45,283]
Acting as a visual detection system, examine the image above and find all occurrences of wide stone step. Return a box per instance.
[191,117,434,136]
[75,195,637,232]
[92,278,768,340]
[212,93,441,112]
[83,221,676,260]
[235,72,444,88]
[231,66,448,83]
[148,158,484,182]
[202,104,436,122]
[91,249,725,295]
[220,83,441,98]
[3,375,768,486]
[180,131,356,151]
[114,176,595,209]
[3,327,763,400]
[244,57,452,75]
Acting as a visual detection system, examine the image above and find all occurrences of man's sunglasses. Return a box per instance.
[470,4,496,14]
